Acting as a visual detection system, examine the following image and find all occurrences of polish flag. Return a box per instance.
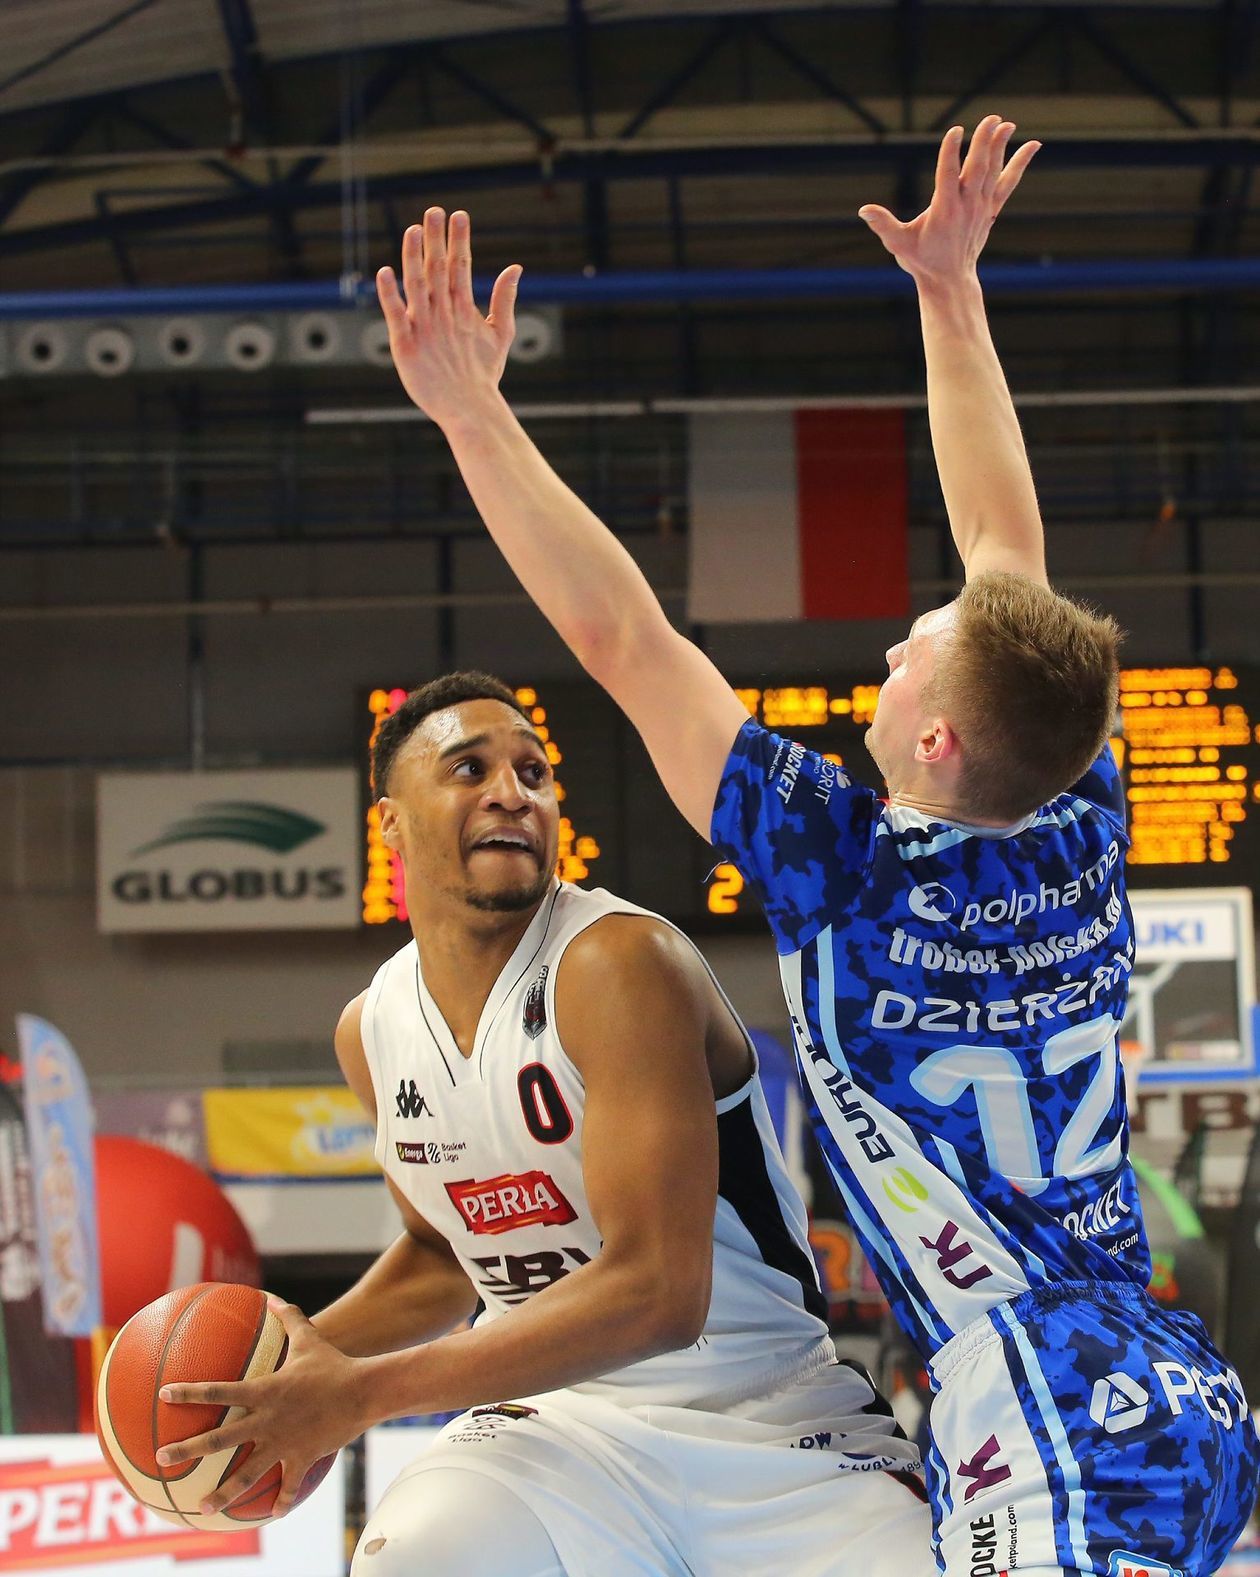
[686,408,909,622]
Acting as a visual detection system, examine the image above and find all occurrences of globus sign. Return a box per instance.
[0,1435,344,1574]
[97,769,360,933]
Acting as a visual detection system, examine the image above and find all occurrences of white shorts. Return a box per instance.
[356,1359,934,1577]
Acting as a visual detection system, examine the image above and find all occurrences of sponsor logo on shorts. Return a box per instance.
[522,965,549,1040]
[1063,1178,1131,1242]
[446,1171,578,1236]
[968,1511,1002,1577]
[396,1139,468,1165]
[883,1166,929,1214]
[1153,1360,1249,1428]
[470,1403,538,1422]
[956,1436,1012,1504]
[1107,1552,1183,1577]
[1090,1372,1150,1434]
[920,1221,993,1290]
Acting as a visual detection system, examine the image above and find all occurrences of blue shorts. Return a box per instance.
[926,1282,1259,1577]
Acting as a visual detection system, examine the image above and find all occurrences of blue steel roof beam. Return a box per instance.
[5,136,1260,262]
[214,0,304,272]
[896,0,921,133]
[1069,10,1200,130]
[0,100,105,230]
[427,44,555,145]
[12,257,1260,318]
[93,190,138,285]
[567,0,609,272]
[618,20,738,141]
[0,0,162,102]
[747,18,886,136]
[285,52,416,189]
[929,13,1059,131]
[113,101,259,193]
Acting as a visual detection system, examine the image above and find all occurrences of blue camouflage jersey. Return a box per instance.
[713,720,1150,1361]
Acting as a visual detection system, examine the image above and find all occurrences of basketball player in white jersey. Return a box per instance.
[158,672,930,1576]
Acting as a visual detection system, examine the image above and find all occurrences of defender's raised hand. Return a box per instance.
[859,116,1039,282]
[377,207,522,429]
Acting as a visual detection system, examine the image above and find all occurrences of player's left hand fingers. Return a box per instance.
[270,1464,307,1520]
[447,210,478,322]
[375,266,409,336]
[200,1454,275,1516]
[155,1417,251,1468]
[160,1379,254,1410]
[487,264,521,347]
[993,138,1041,212]
[933,124,964,201]
[959,114,1000,190]
[981,121,1017,197]
[399,223,427,322]
[423,206,452,323]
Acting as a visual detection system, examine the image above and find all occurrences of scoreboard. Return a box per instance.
[362,667,1260,929]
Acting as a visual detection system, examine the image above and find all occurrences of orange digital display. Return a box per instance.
[361,670,1260,929]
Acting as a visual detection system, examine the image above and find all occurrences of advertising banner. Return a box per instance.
[0,1434,345,1576]
[16,1016,101,1338]
[0,1065,79,1432]
[94,1091,208,1169]
[97,770,360,932]
[204,1088,377,1181]
[1124,887,1257,1082]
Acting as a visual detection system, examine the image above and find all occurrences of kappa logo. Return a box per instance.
[1107,1552,1183,1577]
[908,882,957,923]
[957,1436,1012,1503]
[1090,1372,1150,1434]
[446,1170,578,1236]
[523,964,549,1040]
[395,1079,432,1121]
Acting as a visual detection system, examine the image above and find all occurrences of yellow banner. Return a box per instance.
[203,1087,378,1178]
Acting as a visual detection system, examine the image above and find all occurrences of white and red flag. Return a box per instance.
[686,408,909,623]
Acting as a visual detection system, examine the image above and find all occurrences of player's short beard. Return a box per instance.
[465,867,551,914]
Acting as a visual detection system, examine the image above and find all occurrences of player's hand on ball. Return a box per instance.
[155,1297,369,1518]
[377,207,521,428]
[859,115,1040,283]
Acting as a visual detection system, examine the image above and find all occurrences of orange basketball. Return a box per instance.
[95,1281,336,1530]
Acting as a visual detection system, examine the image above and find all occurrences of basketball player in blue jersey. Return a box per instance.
[374,117,1260,1576]
[158,672,930,1575]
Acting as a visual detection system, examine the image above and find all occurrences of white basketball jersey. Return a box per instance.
[361,881,835,1409]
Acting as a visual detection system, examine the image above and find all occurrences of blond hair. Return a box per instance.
[928,572,1123,823]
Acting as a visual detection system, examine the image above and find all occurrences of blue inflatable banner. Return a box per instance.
[16,1016,101,1337]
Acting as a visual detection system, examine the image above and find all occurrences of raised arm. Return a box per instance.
[376,209,748,842]
[860,116,1047,586]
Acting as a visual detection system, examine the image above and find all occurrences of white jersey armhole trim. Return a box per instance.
[360,963,390,1170]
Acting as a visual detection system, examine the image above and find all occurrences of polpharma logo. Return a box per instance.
[131,801,325,857]
[1089,1372,1150,1434]
[908,882,956,923]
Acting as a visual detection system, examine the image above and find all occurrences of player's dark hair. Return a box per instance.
[931,571,1123,822]
[371,671,531,796]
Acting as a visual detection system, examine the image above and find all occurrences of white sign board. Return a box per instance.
[0,1434,345,1577]
[97,770,360,932]
[1125,887,1257,1081]
[363,1424,445,1513]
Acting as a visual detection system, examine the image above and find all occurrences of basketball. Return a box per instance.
[94,1282,335,1530]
